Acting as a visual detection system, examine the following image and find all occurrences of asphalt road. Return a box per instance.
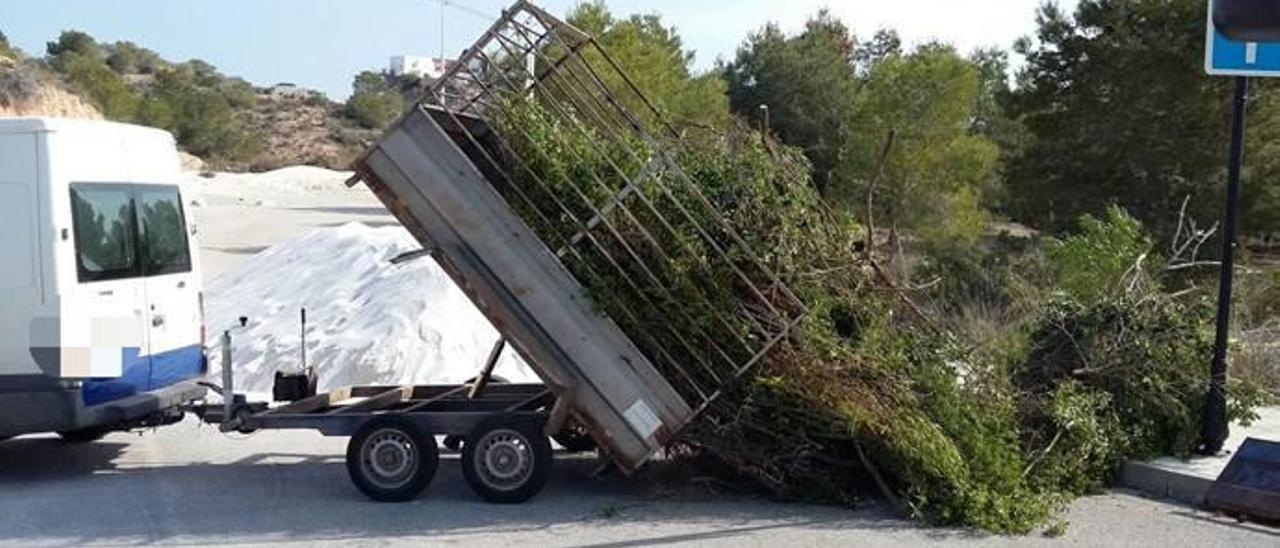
[0,419,1275,547]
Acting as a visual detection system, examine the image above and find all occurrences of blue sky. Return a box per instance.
[0,1,1049,100]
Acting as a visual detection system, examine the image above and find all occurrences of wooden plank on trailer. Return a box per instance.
[265,388,354,416]
[400,385,470,413]
[327,386,414,415]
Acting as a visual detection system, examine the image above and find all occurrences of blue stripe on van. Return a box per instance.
[81,347,146,406]
[81,345,206,406]
[149,345,206,391]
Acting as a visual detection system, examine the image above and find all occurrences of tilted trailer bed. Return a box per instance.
[198,1,804,504]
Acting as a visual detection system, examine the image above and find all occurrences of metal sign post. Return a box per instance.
[1200,1,1280,454]
[1201,75,1248,454]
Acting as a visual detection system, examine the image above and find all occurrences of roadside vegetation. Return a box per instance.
[40,30,260,165]
[484,0,1278,534]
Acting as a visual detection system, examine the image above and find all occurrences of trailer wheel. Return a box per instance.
[462,415,552,503]
[346,416,438,502]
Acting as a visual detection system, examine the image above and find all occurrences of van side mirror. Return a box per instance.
[1214,0,1280,42]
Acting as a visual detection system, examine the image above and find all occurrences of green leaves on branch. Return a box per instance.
[725,17,1001,246]
[343,70,406,130]
[724,12,859,196]
[846,45,1000,245]
[1046,206,1154,304]
[567,2,729,130]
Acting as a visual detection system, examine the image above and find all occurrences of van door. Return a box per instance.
[69,183,150,404]
[0,133,41,378]
[136,185,203,390]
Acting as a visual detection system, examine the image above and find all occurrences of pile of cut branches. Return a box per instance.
[484,98,1265,532]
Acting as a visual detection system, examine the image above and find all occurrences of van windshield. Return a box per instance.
[70,183,192,283]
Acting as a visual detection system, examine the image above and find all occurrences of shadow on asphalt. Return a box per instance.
[0,437,128,480]
[0,438,920,545]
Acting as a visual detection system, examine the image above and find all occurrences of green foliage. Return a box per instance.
[488,96,1058,532]
[724,12,859,195]
[1242,90,1280,237]
[52,50,139,119]
[344,70,405,130]
[1002,0,1268,241]
[47,30,102,60]
[1046,206,1153,304]
[137,70,258,162]
[1016,294,1225,490]
[484,87,1268,532]
[42,30,259,164]
[567,2,729,129]
[844,44,1000,245]
[105,41,167,74]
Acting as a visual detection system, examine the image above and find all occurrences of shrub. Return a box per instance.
[105,41,167,75]
[0,62,42,108]
[1016,292,1266,493]
[137,70,259,163]
[51,51,139,119]
[344,71,405,129]
[46,30,102,60]
[345,91,404,129]
[1047,206,1153,303]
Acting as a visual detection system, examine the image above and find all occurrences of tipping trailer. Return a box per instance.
[199,1,805,504]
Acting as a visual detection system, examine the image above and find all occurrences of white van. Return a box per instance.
[0,118,206,441]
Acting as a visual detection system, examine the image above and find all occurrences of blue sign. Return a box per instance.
[1207,3,1280,76]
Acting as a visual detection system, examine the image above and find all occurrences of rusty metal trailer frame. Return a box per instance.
[231,383,554,437]
[349,0,805,476]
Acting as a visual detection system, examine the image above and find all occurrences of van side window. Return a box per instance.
[70,184,139,282]
[136,187,192,276]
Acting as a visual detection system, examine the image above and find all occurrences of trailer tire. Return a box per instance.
[462,415,552,503]
[346,416,438,502]
[444,375,511,453]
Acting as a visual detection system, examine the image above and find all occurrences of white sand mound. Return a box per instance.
[183,167,370,204]
[205,222,537,395]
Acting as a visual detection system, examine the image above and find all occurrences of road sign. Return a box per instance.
[1198,0,1280,455]
[1206,3,1280,76]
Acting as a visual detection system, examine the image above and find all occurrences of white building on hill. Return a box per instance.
[389,55,452,80]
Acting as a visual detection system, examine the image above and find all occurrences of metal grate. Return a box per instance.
[418,1,807,414]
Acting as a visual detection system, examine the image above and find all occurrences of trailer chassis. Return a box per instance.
[194,333,585,504]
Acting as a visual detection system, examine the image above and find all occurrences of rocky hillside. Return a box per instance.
[4,31,385,172]
[0,57,101,119]
[234,88,379,172]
